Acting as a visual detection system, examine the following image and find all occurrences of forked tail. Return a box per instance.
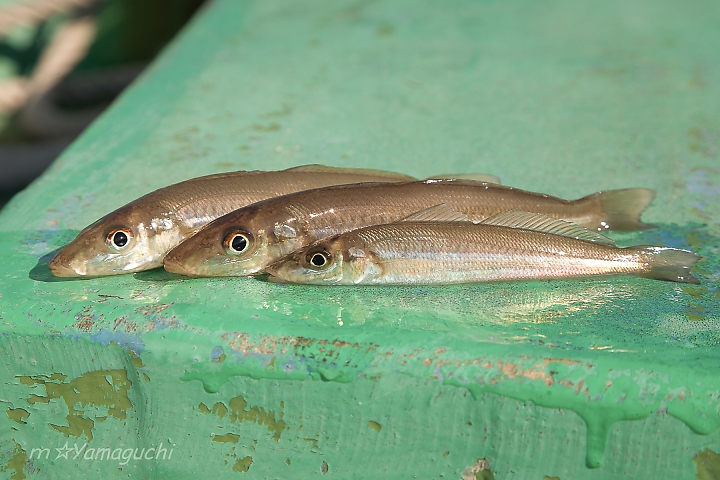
[633,246,702,284]
[580,188,656,231]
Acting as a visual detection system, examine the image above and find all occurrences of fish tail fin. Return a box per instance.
[632,246,702,284]
[579,188,656,231]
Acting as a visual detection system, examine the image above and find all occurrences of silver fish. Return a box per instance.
[49,165,423,277]
[265,208,700,285]
[163,180,655,277]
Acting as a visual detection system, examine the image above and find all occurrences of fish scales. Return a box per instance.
[266,219,700,285]
[163,180,656,277]
[356,223,641,283]
[49,166,417,277]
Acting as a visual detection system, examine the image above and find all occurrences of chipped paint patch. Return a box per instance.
[229,395,286,442]
[213,433,240,443]
[212,402,229,419]
[17,369,132,441]
[462,458,494,480]
[198,395,286,441]
[6,408,30,425]
[694,449,720,480]
[1,443,27,480]
[233,455,253,473]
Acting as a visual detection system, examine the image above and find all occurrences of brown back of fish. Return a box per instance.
[249,180,653,236]
[126,168,416,232]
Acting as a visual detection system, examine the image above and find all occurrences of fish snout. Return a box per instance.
[48,257,81,277]
[163,255,198,277]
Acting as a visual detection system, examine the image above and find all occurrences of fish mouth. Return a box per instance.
[48,257,81,277]
[163,256,201,277]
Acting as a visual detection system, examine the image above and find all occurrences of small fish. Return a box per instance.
[163,180,655,277]
[49,165,421,277]
[265,208,701,285]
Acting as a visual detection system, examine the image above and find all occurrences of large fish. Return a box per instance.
[49,165,434,277]
[264,208,700,285]
[163,180,656,277]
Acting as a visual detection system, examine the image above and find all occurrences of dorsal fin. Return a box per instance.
[424,173,501,184]
[284,164,415,180]
[182,170,264,182]
[480,210,616,245]
[400,204,472,223]
[422,178,499,187]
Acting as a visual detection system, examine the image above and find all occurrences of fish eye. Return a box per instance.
[223,231,252,255]
[106,228,133,250]
[306,250,332,270]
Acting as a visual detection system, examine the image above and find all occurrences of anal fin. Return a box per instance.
[400,204,472,223]
[480,210,616,245]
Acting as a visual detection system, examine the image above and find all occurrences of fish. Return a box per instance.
[264,207,701,285]
[162,179,656,277]
[49,165,425,277]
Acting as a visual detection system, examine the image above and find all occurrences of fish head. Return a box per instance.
[266,236,380,284]
[163,204,304,276]
[49,205,182,277]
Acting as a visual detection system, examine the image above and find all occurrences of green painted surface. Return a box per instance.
[1,0,720,478]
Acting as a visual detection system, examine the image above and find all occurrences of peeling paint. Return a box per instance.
[212,402,229,419]
[183,327,720,468]
[368,420,382,432]
[198,394,286,441]
[233,455,253,473]
[1,443,27,480]
[213,433,240,443]
[6,408,30,425]
[461,458,494,480]
[0,1,720,479]
[229,395,285,441]
[17,369,132,441]
[694,449,720,480]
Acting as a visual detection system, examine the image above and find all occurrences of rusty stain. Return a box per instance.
[221,332,373,356]
[574,380,585,394]
[71,305,101,332]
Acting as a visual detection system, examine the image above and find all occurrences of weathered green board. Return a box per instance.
[2,0,720,478]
